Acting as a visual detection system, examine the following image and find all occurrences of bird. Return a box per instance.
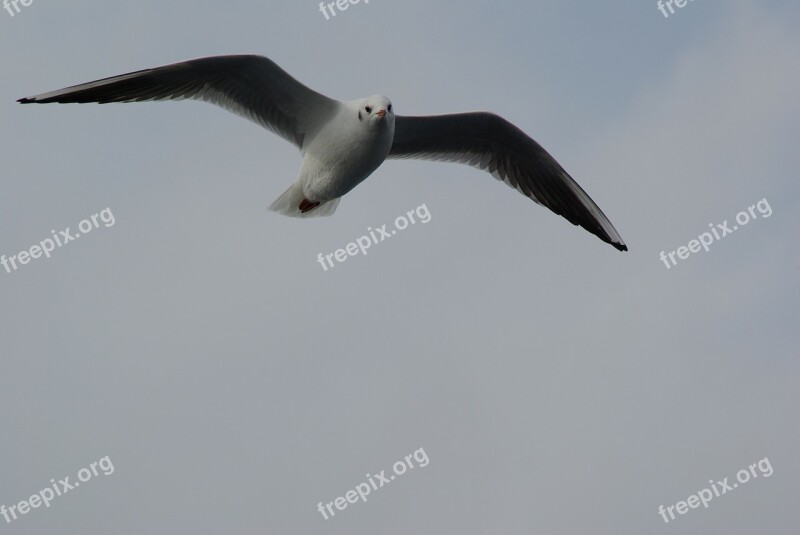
[18,54,627,251]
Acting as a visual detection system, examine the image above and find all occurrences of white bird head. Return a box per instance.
[358,95,394,127]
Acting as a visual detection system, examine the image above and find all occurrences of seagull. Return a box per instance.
[19,55,627,251]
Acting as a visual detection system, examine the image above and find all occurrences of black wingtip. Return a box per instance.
[18,97,35,104]
[614,242,628,252]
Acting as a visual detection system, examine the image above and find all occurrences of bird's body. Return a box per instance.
[19,54,628,251]
[289,97,395,212]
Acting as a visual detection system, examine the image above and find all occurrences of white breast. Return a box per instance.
[298,105,395,202]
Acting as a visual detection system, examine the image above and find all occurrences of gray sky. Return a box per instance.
[1,1,798,533]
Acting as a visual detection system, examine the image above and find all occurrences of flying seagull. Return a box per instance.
[18,55,627,251]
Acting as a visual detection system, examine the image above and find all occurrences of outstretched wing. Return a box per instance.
[18,55,340,149]
[389,113,627,251]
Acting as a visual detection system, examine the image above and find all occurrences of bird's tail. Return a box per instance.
[268,182,340,218]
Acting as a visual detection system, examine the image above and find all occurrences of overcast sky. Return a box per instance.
[1,1,798,533]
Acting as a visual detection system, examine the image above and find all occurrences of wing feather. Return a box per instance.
[389,113,627,251]
[18,55,340,149]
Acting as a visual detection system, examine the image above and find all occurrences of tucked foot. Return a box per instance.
[298,199,321,213]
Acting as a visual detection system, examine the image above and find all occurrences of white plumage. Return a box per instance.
[19,54,627,250]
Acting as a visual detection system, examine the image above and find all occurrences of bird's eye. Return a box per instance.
[365,106,372,113]
[387,105,392,112]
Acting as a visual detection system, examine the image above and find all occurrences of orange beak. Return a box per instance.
[375,109,386,118]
